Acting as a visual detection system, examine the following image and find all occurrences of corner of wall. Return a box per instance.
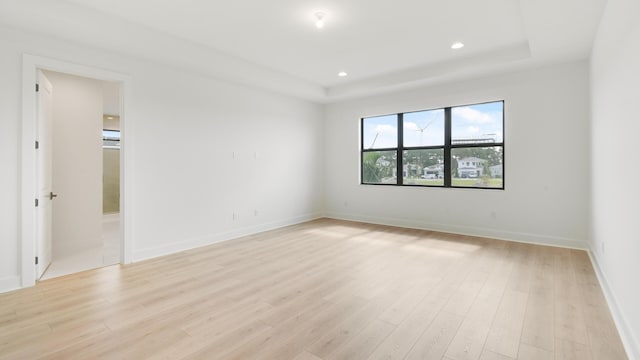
[325,212,587,250]
[588,250,640,360]
[132,213,323,262]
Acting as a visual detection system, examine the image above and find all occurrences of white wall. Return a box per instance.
[324,61,590,248]
[590,0,640,357]
[0,27,324,292]
[44,71,104,258]
[0,31,21,291]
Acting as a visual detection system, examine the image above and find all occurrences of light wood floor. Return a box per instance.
[0,219,627,360]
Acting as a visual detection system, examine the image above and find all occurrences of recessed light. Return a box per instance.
[314,12,325,29]
[451,42,465,49]
[107,116,114,120]
[338,72,348,77]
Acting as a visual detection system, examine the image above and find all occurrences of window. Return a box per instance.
[361,101,504,189]
[103,129,120,149]
[361,115,398,185]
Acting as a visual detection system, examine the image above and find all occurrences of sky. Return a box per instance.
[362,101,503,149]
[451,102,503,143]
[404,109,445,147]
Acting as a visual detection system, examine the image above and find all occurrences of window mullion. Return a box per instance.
[444,107,452,187]
[397,113,403,185]
[360,118,364,184]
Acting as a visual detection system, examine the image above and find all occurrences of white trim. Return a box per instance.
[0,276,21,294]
[103,213,120,222]
[589,251,639,360]
[21,54,134,289]
[133,213,322,261]
[325,212,587,250]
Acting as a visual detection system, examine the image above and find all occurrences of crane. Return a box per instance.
[368,132,379,149]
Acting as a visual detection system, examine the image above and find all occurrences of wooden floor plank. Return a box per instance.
[483,289,528,358]
[444,243,516,360]
[304,287,399,358]
[404,310,464,360]
[518,343,553,360]
[324,319,396,360]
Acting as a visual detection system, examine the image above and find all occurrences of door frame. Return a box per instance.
[21,54,134,287]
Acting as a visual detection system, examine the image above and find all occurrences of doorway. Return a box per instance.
[37,70,122,280]
[21,55,133,287]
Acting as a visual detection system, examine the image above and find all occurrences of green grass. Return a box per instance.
[368,177,503,188]
[404,179,444,186]
[452,178,502,188]
[406,177,503,188]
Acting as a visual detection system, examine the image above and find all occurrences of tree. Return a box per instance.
[403,150,443,178]
[363,152,382,183]
[482,161,490,177]
[451,156,459,178]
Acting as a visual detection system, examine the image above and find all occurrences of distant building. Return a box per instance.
[457,157,485,178]
[393,164,420,178]
[423,163,444,179]
[451,137,496,145]
[490,164,503,178]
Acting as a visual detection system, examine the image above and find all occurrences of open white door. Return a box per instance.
[36,70,54,279]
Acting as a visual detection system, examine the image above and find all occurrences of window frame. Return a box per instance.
[360,100,505,190]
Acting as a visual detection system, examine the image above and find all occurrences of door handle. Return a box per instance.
[49,192,58,200]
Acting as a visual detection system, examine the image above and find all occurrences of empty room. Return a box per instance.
[0,0,638,359]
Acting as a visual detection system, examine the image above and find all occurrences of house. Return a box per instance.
[391,164,421,179]
[0,0,638,359]
[489,164,503,178]
[456,157,486,178]
[423,163,444,179]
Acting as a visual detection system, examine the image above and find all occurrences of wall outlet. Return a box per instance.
[254,209,258,216]
[601,241,605,254]
[232,212,237,220]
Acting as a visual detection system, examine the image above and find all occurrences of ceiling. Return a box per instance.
[0,0,607,102]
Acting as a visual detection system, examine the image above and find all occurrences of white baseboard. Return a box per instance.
[133,213,322,262]
[102,212,120,222]
[589,251,639,360]
[0,276,21,294]
[325,212,587,250]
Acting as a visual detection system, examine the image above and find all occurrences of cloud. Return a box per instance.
[403,122,419,131]
[453,107,496,124]
[375,124,397,135]
[467,126,480,134]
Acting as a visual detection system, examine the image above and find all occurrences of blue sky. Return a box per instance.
[362,114,397,149]
[404,109,445,147]
[452,102,503,142]
[363,101,503,149]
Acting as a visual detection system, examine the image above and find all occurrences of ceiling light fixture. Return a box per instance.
[314,12,325,29]
[451,42,465,49]
[338,71,348,77]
